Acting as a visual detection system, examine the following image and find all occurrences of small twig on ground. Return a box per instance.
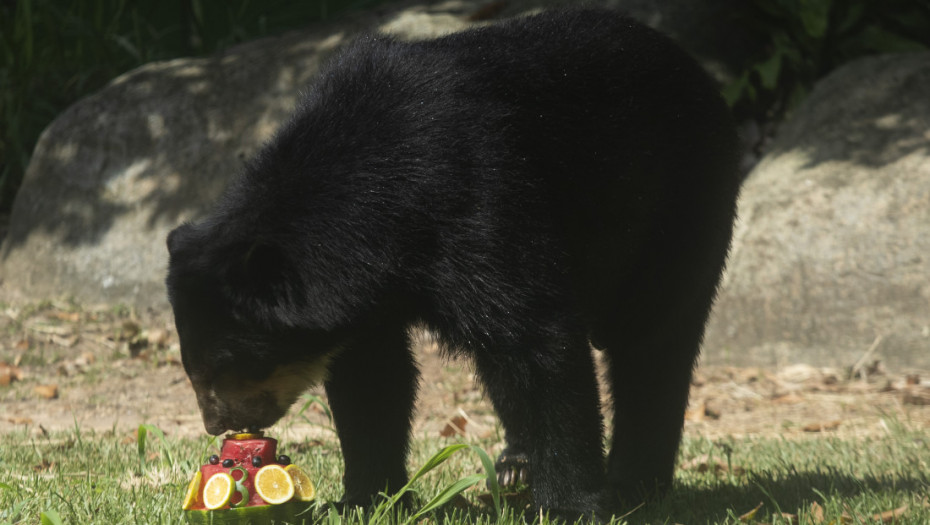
[849,334,883,380]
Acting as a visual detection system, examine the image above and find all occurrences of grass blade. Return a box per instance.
[39,509,63,525]
[409,473,486,522]
[408,443,470,484]
[470,444,501,517]
[136,423,147,461]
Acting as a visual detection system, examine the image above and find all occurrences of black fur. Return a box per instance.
[167,8,741,521]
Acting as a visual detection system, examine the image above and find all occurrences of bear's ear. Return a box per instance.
[224,241,307,325]
[166,223,195,255]
[227,241,299,299]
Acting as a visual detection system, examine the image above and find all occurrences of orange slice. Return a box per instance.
[254,464,295,505]
[202,472,234,510]
[181,471,202,510]
[285,464,315,501]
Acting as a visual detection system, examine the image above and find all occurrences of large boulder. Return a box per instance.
[0,29,348,310]
[0,0,748,311]
[703,52,930,369]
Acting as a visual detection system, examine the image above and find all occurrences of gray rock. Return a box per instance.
[0,29,347,309]
[703,52,930,369]
[0,0,745,311]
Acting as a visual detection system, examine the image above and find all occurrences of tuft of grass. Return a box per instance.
[1,420,928,524]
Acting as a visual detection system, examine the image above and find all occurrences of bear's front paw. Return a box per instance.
[495,449,530,488]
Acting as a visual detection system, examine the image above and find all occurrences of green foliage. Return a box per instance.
[38,509,63,525]
[0,0,385,216]
[726,0,930,120]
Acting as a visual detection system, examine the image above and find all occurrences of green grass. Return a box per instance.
[2,420,928,525]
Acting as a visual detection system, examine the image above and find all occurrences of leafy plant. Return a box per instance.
[725,0,930,121]
[368,443,502,523]
[137,422,172,473]
[0,0,387,216]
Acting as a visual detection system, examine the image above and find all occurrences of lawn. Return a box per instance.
[2,417,928,524]
[1,303,928,523]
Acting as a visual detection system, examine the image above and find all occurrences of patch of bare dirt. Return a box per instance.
[2,303,928,442]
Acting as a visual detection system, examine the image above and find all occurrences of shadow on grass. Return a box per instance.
[635,469,929,524]
[414,469,928,524]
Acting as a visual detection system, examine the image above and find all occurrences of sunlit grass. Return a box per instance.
[2,416,928,524]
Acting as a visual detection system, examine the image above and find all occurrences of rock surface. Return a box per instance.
[703,52,930,369]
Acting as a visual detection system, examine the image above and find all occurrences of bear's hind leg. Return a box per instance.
[474,335,614,521]
[603,313,705,504]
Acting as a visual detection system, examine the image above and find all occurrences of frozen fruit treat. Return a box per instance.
[182,432,314,524]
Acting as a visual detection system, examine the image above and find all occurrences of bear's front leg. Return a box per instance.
[474,334,616,522]
[324,325,419,508]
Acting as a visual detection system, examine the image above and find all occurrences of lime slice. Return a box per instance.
[254,464,295,505]
[203,472,235,510]
[181,471,202,510]
[285,464,315,501]
[228,466,250,508]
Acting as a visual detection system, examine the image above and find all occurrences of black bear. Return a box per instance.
[166,8,741,521]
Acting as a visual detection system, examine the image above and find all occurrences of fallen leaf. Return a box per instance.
[685,399,720,421]
[679,454,744,476]
[873,504,907,523]
[33,459,56,472]
[738,502,763,522]
[809,501,825,524]
[147,328,169,348]
[777,363,821,384]
[34,384,59,400]
[777,512,798,524]
[802,420,841,432]
[440,415,468,437]
[685,399,707,422]
[119,320,142,341]
[903,392,930,406]
[0,361,24,386]
[50,334,79,348]
[51,311,81,322]
[7,416,33,424]
[772,393,804,405]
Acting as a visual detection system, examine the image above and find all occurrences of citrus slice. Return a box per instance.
[285,464,316,501]
[181,471,202,510]
[228,431,263,440]
[202,472,235,510]
[254,464,295,504]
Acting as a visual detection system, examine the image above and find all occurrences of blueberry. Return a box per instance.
[277,455,291,466]
[222,458,234,468]
[209,454,219,465]
[251,456,262,468]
